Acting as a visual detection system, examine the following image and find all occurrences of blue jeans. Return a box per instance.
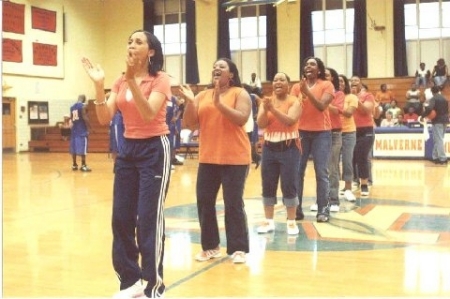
[432,123,447,161]
[329,132,342,203]
[298,130,331,212]
[261,141,300,207]
[341,132,356,182]
[196,163,250,255]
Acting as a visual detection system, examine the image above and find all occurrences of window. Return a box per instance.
[404,0,450,76]
[228,6,267,83]
[154,0,186,84]
[312,0,354,76]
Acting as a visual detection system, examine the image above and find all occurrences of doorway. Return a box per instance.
[3,97,16,152]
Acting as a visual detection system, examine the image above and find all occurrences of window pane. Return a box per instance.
[326,0,343,10]
[241,6,256,17]
[241,17,258,38]
[230,38,241,51]
[164,0,179,14]
[258,36,266,48]
[312,11,324,31]
[313,31,325,45]
[443,2,450,28]
[165,13,179,24]
[258,16,266,36]
[345,9,354,33]
[165,23,180,43]
[229,19,239,39]
[241,37,258,50]
[325,9,344,29]
[405,25,419,40]
[442,28,450,37]
[325,28,345,44]
[419,2,439,28]
[419,28,440,38]
[180,24,186,43]
[154,25,164,42]
[164,43,181,55]
[404,4,417,26]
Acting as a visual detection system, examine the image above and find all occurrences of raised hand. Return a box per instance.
[179,84,195,102]
[81,57,105,83]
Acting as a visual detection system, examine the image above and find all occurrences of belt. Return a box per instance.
[264,139,297,152]
[331,128,342,132]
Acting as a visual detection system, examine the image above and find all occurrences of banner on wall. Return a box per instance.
[2,1,64,78]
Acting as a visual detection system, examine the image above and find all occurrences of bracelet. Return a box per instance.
[93,100,107,106]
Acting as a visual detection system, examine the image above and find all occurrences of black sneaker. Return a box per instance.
[295,207,304,221]
[172,159,184,166]
[435,160,448,165]
[361,184,369,196]
[316,207,330,222]
[72,165,78,171]
[80,165,92,172]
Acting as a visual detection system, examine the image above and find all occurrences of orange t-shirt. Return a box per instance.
[353,91,375,128]
[113,72,171,138]
[340,93,358,133]
[263,95,299,142]
[329,90,345,130]
[197,87,251,165]
[291,80,334,131]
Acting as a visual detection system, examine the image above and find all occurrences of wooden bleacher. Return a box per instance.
[28,78,449,153]
[28,100,110,153]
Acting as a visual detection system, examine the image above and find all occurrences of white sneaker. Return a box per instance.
[339,188,346,196]
[287,221,299,235]
[257,221,275,233]
[113,280,145,299]
[231,251,246,264]
[344,190,356,202]
[310,203,318,211]
[329,204,340,212]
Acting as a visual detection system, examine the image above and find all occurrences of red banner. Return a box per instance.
[3,1,25,34]
[31,6,57,32]
[33,43,57,66]
[2,38,23,63]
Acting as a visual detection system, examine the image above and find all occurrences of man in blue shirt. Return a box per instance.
[70,94,92,171]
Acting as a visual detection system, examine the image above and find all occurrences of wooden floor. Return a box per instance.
[2,152,450,298]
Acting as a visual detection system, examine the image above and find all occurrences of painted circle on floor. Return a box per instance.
[165,196,450,252]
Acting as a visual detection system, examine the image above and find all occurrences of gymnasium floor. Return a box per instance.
[2,152,450,297]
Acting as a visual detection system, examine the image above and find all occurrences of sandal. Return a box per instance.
[195,248,222,262]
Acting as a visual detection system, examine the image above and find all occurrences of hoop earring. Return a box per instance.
[148,57,152,65]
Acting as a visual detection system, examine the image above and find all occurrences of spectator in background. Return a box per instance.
[415,62,431,88]
[395,113,406,126]
[247,72,263,96]
[375,83,395,111]
[404,106,419,123]
[405,83,422,114]
[69,94,92,172]
[432,58,448,90]
[386,100,402,119]
[421,85,449,165]
[380,111,396,127]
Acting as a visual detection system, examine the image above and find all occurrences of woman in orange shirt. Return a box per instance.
[256,72,301,235]
[180,58,251,264]
[290,57,334,223]
[82,30,171,298]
